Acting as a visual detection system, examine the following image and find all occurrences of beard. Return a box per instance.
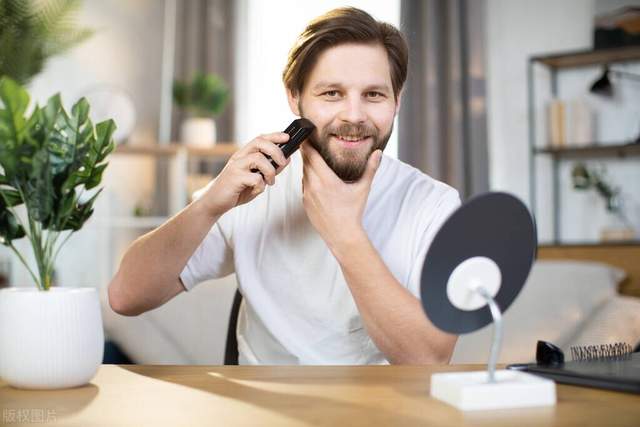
[299,107,393,182]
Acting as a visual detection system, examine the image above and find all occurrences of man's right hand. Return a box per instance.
[198,132,292,217]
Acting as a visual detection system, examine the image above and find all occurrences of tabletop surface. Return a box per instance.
[1,364,639,426]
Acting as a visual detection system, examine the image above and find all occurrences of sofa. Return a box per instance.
[101,260,640,365]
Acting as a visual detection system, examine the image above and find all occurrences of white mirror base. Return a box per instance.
[430,370,556,411]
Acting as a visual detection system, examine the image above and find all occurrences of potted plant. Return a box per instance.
[571,162,635,241]
[0,0,93,85]
[0,77,115,389]
[173,72,229,147]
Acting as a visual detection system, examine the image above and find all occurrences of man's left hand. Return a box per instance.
[300,143,382,251]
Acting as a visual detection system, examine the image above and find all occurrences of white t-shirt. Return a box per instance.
[180,151,460,365]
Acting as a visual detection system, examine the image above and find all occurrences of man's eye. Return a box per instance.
[322,90,339,97]
[366,91,384,99]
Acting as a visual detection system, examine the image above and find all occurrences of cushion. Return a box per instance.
[451,260,626,364]
[562,295,640,355]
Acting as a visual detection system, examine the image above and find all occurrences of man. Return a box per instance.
[108,7,460,365]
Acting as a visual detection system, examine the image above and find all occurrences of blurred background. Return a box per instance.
[1,0,639,364]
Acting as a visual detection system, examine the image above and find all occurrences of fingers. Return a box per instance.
[242,152,278,185]
[362,150,383,182]
[236,133,290,170]
[243,172,266,196]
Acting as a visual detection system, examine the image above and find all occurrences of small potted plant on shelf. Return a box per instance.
[173,72,229,147]
[571,162,636,241]
[0,77,115,389]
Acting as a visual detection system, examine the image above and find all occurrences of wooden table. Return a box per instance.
[1,364,639,426]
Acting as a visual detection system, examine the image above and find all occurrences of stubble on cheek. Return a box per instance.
[298,102,393,182]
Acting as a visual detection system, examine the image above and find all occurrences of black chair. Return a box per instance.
[224,289,243,365]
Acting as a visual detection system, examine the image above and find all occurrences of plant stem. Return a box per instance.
[51,231,72,264]
[8,242,40,290]
[44,229,58,287]
[30,217,48,290]
[12,183,45,290]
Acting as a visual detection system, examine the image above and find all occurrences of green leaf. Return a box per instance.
[0,187,23,207]
[95,119,117,157]
[0,208,26,245]
[0,0,93,84]
[0,171,26,244]
[24,147,54,223]
[71,97,90,125]
[84,162,107,190]
[58,188,101,231]
[0,77,30,143]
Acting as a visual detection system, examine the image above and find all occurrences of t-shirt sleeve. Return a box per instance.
[406,188,461,298]
[179,217,234,291]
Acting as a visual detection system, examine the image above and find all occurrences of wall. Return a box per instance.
[486,0,640,243]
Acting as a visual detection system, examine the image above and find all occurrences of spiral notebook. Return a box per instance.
[508,352,640,394]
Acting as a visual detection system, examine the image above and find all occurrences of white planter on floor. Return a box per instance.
[0,287,104,389]
[180,117,217,147]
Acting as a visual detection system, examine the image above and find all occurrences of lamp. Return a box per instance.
[589,65,640,143]
[589,65,640,96]
[590,65,614,96]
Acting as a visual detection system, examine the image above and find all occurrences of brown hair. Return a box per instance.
[282,7,408,100]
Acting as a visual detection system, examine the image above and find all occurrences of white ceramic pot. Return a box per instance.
[0,287,104,389]
[180,117,217,147]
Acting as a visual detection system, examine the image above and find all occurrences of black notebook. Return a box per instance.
[507,352,640,394]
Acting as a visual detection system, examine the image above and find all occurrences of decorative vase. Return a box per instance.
[180,117,217,147]
[0,287,104,389]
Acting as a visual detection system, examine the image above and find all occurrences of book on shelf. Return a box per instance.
[547,98,595,149]
[548,99,566,147]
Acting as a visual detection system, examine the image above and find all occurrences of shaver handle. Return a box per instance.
[250,118,315,176]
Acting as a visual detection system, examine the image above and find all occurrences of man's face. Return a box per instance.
[288,43,400,182]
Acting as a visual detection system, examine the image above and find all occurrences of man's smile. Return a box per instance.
[330,134,373,148]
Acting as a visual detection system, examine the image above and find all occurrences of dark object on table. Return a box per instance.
[508,340,640,394]
[537,340,565,366]
[594,7,640,49]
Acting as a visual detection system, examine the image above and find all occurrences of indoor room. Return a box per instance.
[0,0,639,424]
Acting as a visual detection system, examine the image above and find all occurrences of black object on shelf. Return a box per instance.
[589,66,640,97]
[594,7,640,50]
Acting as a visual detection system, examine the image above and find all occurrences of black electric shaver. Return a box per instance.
[251,118,315,174]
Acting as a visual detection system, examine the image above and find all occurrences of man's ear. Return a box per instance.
[286,88,301,116]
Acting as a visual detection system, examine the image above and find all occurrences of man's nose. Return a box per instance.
[337,96,367,124]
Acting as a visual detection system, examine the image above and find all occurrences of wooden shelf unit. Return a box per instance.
[528,46,640,244]
[534,142,640,159]
[114,143,239,158]
[111,143,239,216]
[531,46,640,69]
